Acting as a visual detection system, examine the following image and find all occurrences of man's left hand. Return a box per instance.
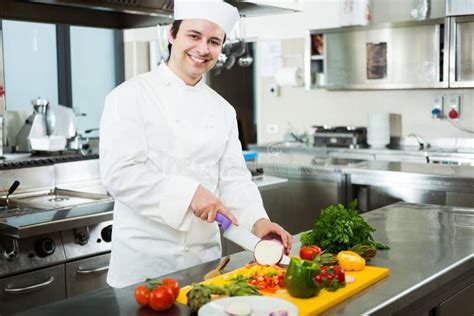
[252,219,292,255]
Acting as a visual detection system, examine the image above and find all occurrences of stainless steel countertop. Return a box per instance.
[18,202,474,316]
[343,160,474,178]
[249,143,474,164]
[252,152,474,180]
[252,175,288,192]
[343,160,474,194]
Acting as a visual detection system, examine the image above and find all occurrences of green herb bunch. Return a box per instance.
[300,200,389,254]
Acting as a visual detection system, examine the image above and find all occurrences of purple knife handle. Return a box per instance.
[215,213,232,230]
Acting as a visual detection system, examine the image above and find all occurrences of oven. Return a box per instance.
[0,157,114,315]
[0,221,113,315]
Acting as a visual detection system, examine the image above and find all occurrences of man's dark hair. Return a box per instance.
[167,20,183,56]
[167,20,227,59]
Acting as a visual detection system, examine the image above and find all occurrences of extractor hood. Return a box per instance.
[4,0,298,28]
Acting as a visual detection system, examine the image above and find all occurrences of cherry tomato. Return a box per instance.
[314,275,323,284]
[148,286,174,312]
[334,265,346,283]
[134,285,150,307]
[299,245,322,260]
[162,278,180,300]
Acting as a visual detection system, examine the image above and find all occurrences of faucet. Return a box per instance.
[408,133,428,150]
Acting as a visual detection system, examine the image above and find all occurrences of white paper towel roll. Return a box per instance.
[275,67,303,87]
[367,113,390,148]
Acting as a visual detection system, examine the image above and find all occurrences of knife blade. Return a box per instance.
[215,213,260,252]
[215,213,291,265]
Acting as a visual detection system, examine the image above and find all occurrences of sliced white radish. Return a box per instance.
[254,239,284,265]
[345,275,356,283]
[225,302,252,315]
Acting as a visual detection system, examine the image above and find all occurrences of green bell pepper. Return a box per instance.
[284,257,321,298]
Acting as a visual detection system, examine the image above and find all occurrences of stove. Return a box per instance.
[0,206,42,219]
[0,153,99,170]
[313,126,367,148]
[0,220,113,314]
[0,157,114,314]
[6,188,111,210]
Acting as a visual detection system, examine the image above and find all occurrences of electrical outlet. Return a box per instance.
[447,94,461,120]
[269,83,279,97]
[431,95,444,119]
[266,124,279,134]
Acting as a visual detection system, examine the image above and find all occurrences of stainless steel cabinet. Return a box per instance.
[351,184,446,212]
[347,173,474,212]
[65,253,110,297]
[435,283,474,316]
[449,16,474,87]
[305,19,449,90]
[306,15,474,89]
[0,264,66,315]
[261,175,343,235]
[222,172,344,256]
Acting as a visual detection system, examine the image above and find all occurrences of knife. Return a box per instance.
[215,213,290,265]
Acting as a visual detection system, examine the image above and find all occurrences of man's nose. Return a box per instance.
[196,40,210,55]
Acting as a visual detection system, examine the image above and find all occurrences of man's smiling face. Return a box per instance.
[168,19,225,85]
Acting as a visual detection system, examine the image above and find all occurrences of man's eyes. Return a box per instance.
[187,34,221,46]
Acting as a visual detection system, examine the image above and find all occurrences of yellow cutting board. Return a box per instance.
[177,265,389,315]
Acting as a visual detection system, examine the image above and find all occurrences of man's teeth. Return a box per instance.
[189,55,206,63]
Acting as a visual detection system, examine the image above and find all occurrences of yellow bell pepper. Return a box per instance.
[336,251,366,271]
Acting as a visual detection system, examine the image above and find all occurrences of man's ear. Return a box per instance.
[168,24,174,45]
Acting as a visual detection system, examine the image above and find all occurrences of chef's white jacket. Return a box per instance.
[100,62,269,288]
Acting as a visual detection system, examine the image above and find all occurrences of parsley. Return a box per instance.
[300,200,389,253]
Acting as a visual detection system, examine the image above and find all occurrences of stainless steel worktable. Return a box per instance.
[249,143,474,164]
[18,203,474,316]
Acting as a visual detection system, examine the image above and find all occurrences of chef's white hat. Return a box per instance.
[174,0,240,34]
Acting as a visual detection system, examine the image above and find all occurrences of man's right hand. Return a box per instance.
[189,185,238,225]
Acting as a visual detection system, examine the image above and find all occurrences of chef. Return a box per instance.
[100,0,292,288]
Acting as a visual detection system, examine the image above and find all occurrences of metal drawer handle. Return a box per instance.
[77,265,109,274]
[4,276,55,294]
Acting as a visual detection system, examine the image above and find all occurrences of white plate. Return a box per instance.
[198,296,298,316]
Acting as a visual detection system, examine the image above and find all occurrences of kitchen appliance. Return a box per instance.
[15,98,77,152]
[3,188,112,210]
[313,126,367,148]
[0,158,114,314]
[0,221,112,315]
[215,213,290,265]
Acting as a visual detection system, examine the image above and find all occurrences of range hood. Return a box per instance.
[4,0,298,28]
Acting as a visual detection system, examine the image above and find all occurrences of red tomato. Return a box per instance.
[148,286,174,312]
[334,265,346,283]
[299,246,321,260]
[134,285,150,307]
[314,275,323,284]
[162,278,180,300]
